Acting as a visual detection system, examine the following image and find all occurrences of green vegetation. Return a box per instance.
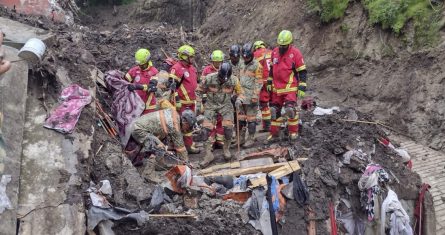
[308,0,350,22]
[307,0,444,47]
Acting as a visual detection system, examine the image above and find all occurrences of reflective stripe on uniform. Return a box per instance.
[246,115,256,122]
[176,146,187,152]
[180,84,191,102]
[296,65,306,72]
[222,120,233,127]
[125,73,133,82]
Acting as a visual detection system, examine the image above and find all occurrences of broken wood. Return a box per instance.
[239,147,289,161]
[202,160,300,177]
[149,214,197,219]
[199,161,241,175]
[240,157,274,168]
[248,161,301,188]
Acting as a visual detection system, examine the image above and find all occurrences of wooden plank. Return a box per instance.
[199,161,241,175]
[249,161,301,188]
[202,160,300,177]
[240,157,274,168]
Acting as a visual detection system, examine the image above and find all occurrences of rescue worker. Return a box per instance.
[228,44,242,77]
[200,62,244,167]
[266,30,307,143]
[200,50,225,148]
[169,45,200,154]
[238,43,263,147]
[130,108,196,183]
[253,41,272,132]
[125,49,159,114]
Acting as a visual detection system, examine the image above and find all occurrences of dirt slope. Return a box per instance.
[196,0,445,151]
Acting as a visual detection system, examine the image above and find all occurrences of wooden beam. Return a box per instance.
[248,161,301,188]
[198,161,241,175]
[202,160,300,177]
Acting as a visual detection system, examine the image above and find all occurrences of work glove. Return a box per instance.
[168,78,176,91]
[148,79,158,93]
[266,78,273,92]
[235,99,243,111]
[202,94,207,104]
[175,95,182,110]
[127,84,144,91]
[297,90,305,98]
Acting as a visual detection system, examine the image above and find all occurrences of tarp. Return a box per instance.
[104,70,145,147]
[44,84,92,133]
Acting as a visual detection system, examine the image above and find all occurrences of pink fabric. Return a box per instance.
[105,70,145,147]
[44,84,92,133]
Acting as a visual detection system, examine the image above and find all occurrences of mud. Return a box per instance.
[0,1,439,234]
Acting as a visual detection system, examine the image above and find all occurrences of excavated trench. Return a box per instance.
[1,0,443,234]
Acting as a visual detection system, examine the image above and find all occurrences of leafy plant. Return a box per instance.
[308,0,350,22]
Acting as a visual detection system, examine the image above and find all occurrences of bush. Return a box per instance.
[308,0,350,22]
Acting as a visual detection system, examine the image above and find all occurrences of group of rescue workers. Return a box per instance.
[124,30,307,183]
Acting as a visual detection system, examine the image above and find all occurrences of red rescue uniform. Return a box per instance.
[270,45,306,136]
[254,48,272,130]
[169,61,198,148]
[125,66,159,114]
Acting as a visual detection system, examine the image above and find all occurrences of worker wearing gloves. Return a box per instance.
[238,43,263,148]
[200,50,225,148]
[253,40,273,132]
[130,108,196,183]
[266,30,307,143]
[200,62,244,167]
[168,45,200,154]
[125,49,159,114]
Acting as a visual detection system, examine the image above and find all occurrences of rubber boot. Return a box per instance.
[244,134,255,148]
[263,134,279,145]
[223,139,232,161]
[244,122,256,148]
[142,157,161,183]
[199,141,214,168]
[289,133,298,141]
[186,143,201,154]
[155,156,172,171]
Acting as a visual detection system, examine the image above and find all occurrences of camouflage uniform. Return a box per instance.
[200,72,244,165]
[130,108,187,160]
[238,59,263,147]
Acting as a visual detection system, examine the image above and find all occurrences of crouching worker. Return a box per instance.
[200,62,244,168]
[129,108,197,183]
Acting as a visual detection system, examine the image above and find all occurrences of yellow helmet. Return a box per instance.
[210,50,224,62]
[277,30,293,46]
[253,41,266,50]
[135,49,151,65]
[178,45,195,61]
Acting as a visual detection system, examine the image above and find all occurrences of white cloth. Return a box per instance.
[381,189,413,235]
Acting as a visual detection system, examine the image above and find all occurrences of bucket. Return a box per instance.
[18,38,46,64]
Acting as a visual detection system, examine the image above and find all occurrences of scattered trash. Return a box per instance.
[0,175,12,214]
[99,180,112,195]
[87,181,112,208]
[43,84,92,133]
[358,164,389,221]
[292,171,309,206]
[378,137,411,163]
[342,149,367,164]
[336,211,365,235]
[87,207,149,231]
[381,189,413,235]
[313,106,340,116]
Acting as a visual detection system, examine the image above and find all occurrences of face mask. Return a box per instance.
[279,46,289,55]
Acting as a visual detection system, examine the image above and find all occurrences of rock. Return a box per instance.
[80,49,95,64]
[314,167,321,177]
[100,31,112,37]
[183,194,199,209]
[159,203,177,214]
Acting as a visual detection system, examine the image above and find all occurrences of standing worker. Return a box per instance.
[228,44,243,78]
[200,62,244,167]
[253,41,272,132]
[125,49,159,114]
[169,45,200,154]
[266,30,307,143]
[200,50,225,148]
[238,43,263,147]
[130,108,196,183]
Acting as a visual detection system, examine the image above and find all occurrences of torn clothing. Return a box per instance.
[381,189,413,235]
[358,164,389,221]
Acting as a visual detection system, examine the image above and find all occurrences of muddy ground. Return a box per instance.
[0,0,440,234]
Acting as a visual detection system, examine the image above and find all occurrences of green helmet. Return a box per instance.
[277,30,293,46]
[135,48,151,65]
[210,50,224,62]
[178,45,195,61]
[253,40,266,50]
